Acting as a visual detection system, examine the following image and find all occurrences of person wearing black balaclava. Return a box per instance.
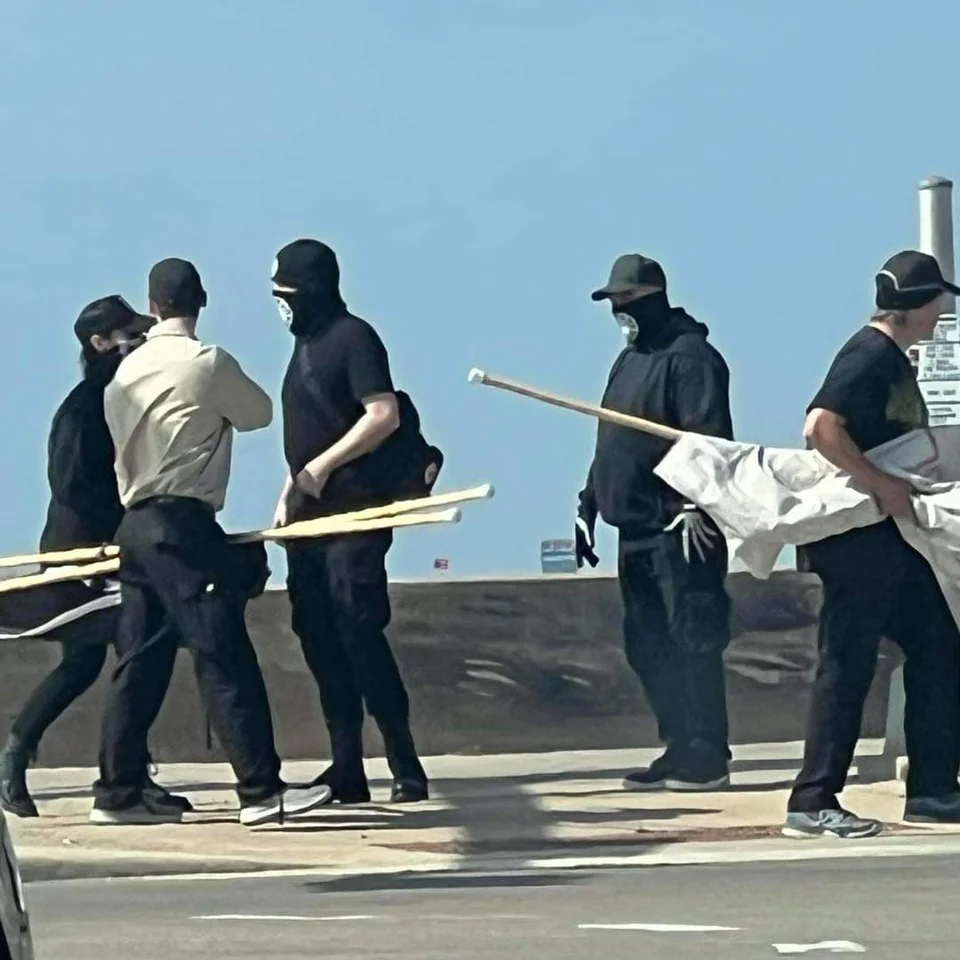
[575,253,734,794]
[0,296,191,818]
[271,238,430,804]
[784,251,960,839]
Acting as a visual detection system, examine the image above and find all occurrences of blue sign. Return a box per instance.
[540,538,577,574]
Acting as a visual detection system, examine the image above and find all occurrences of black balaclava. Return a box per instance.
[612,290,672,346]
[272,239,347,337]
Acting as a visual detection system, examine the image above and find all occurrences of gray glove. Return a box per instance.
[664,504,717,563]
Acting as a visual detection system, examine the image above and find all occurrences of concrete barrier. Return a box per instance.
[0,571,903,767]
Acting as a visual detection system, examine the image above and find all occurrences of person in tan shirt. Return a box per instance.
[92,257,332,827]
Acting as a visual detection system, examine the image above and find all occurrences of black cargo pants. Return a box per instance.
[286,529,424,783]
[94,496,283,810]
[789,520,960,812]
[618,522,731,765]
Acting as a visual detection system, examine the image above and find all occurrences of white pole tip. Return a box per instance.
[467,367,485,384]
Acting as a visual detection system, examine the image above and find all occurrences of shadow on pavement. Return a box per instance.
[301,870,591,894]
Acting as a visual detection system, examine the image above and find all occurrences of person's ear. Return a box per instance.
[89,333,111,353]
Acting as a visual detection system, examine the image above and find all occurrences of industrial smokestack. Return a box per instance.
[919,176,956,316]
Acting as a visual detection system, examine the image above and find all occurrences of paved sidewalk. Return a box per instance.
[9,740,957,882]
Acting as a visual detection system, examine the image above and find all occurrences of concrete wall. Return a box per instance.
[0,572,901,767]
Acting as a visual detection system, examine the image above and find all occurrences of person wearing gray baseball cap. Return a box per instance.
[577,252,735,794]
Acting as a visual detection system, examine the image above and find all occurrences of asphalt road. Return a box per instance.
[24,854,960,959]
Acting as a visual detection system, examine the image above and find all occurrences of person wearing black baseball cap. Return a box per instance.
[0,295,192,819]
[91,258,333,826]
[577,253,735,793]
[784,250,960,839]
[272,238,438,805]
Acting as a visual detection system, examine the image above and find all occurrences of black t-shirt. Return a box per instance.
[281,313,395,508]
[808,326,927,452]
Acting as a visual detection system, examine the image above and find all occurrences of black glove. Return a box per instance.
[575,489,599,569]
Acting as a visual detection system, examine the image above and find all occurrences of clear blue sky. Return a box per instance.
[1,0,957,579]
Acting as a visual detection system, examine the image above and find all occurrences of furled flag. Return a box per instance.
[0,571,120,643]
[653,425,960,628]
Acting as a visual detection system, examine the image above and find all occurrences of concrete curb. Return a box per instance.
[22,831,960,886]
[18,851,317,884]
[20,823,960,885]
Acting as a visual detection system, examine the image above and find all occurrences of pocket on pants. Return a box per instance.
[327,536,391,631]
[674,588,731,655]
[655,533,731,655]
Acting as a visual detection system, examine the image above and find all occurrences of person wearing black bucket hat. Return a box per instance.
[0,294,193,819]
[784,250,960,840]
[577,252,735,795]
[271,238,439,805]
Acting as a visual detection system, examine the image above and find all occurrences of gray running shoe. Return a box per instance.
[782,808,883,839]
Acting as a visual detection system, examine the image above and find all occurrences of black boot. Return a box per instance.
[309,726,370,804]
[380,723,429,804]
[142,778,194,813]
[0,735,38,818]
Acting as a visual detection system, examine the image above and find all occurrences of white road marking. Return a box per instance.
[193,914,377,922]
[773,943,866,954]
[580,923,740,932]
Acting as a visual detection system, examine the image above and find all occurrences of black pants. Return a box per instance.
[789,521,960,812]
[11,610,115,752]
[618,526,731,762]
[287,530,422,780]
[94,497,282,810]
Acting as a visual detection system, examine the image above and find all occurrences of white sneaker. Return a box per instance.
[239,783,333,827]
[89,800,183,826]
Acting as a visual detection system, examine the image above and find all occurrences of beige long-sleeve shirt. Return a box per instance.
[104,320,272,511]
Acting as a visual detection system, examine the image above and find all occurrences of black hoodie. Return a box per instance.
[583,298,733,535]
[39,351,125,551]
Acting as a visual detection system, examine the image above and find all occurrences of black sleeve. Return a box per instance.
[47,400,116,517]
[668,353,734,440]
[346,323,395,405]
[808,344,889,421]
[578,463,597,522]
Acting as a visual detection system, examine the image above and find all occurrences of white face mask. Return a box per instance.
[615,312,639,343]
[274,296,294,329]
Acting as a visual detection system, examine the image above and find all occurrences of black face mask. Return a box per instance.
[611,290,670,344]
[81,335,145,380]
[274,288,346,337]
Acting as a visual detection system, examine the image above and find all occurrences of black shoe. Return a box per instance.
[309,765,372,805]
[664,740,730,792]
[379,723,428,787]
[0,736,38,818]
[391,778,429,804]
[623,753,673,792]
[143,779,194,813]
[664,768,731,792]
[904,793,960,824]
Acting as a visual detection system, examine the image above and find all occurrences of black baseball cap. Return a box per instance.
[148,258,207,315]
[73,295,153,345]
[876,250,960,310]
[591,253,667,301]
[271,239,340,293]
